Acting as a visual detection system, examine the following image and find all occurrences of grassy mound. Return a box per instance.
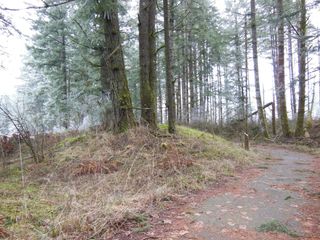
[0,126,255,239]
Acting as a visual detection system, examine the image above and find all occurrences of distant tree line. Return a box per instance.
[0,0,319,138]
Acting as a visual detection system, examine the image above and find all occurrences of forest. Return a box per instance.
[0,0,318,137]
[0,0,319,239]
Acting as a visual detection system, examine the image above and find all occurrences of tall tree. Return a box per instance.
[138,0,157,129]
[287,23,296,118]
[102,0,136,132]
[277,0,291,137]
[250,0,269,138]
[26,6,71,129]
[163,0,176,133]
[295,0,307,136]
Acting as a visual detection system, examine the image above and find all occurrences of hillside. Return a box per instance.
[0,126,256,239]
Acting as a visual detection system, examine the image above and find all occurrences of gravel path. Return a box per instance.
[185,146,320,240]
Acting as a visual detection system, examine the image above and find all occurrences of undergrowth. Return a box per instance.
[285,143,320,156]
[0,125,256,239]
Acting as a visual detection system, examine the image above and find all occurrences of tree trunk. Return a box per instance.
[176,74,181,122]
[189,38,195,121]
[182,41,189,123]
[295,0,306,137]
[244,14,249,137]
[250,0,269,138]
[158,71,163,124]
[224,67,230,123]
[307,83,316,126]
[270,24,281,117]
[61,33,69,129]
[318,34,320,112]
[182,3,189,124]
[193,45,199,118]
[102,0,136,132]
[217,64,223,127]
[163,0,176,133]
[277,0,291,137]
[139,0,157,129]
[288,23,296,118]
[235,15,244,119]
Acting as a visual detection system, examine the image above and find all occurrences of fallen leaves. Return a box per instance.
[73,159,122,176]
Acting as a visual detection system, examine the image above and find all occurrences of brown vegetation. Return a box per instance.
[0,215,10,239]
[0,126,254,239]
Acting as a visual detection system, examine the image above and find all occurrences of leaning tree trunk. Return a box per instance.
[163,0,176,133]
[139,0,157,129]
[251,0,269,138]
[102,0,136,132]
[277,0,291,137]
[295,0,307,137]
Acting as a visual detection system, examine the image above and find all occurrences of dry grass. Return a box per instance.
[1,125,256,239]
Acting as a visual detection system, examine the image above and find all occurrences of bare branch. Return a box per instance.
[0,0,76,11]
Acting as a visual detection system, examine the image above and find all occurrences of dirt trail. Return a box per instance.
[186,147,320,240]
[113,146,320,240]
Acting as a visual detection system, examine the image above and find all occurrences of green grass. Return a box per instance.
[257,220,299,237]
[0,165,59,239]
[177,125,252,162]
[56,134,86,148]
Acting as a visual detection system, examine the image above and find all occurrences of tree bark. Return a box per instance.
[139,0,157,129]
[250,0,269,138]
[217,64,223,127]
[270,24,281,117]
[295,0,306,137]
[182,47,189,123]
[157,68,163,124]
[61,33,69,129]
[176,75,181,122]
[102,0,136,132]
[188,37,195,121]
[235,15,244,120]
[163,0,176,133]
[277,0,291,137]
[287,23,296,118]
[244,14,249,136]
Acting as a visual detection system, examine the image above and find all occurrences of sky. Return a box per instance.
[0,0,39,97]
[0,0,319,116]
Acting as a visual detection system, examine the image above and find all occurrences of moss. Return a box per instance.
[0,166,21,179]
[177,125,216,140]
[177,126,250,161]
[57,134,86,148]
[305,116,313,130]
[284,195,292,200]
[0,166,59,238]
[0,181,21,191]
[257,220,299,237]
[159,124,168,132]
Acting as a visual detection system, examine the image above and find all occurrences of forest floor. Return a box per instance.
[1,127,320,239]
[0,126,255,239]
[113,145,320,240]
